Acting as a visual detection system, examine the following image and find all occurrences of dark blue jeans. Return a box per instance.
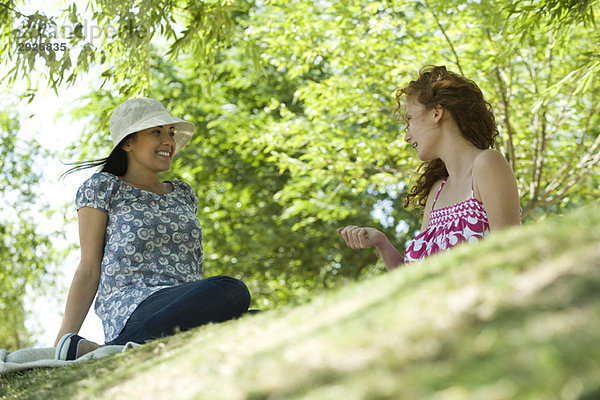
[107,275,251,345]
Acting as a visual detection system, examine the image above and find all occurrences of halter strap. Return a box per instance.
[431,177,448,210]
[432,168,475,210]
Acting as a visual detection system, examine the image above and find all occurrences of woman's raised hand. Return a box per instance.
[337,226,385,249]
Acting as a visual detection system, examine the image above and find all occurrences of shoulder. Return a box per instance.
[473,149,515,185]
[76,172,119,211]
[173,180,198,208]
[80,171,119,189]
[473,149,518,202]
[173,180,196,195]
[474,149,510,170]
[473,150,521,229]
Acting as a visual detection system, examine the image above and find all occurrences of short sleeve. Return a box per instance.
[75,172,118,214]
[178,181,198,214]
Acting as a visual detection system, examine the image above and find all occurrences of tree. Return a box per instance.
[3,0,598,213]
[0,110,57,351]
[1,0,598,310]
[497,0,600,216]
[0,0,245,97]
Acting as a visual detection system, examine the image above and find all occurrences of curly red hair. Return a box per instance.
[395,66,498,208]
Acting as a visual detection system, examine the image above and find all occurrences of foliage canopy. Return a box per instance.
[0,0,598,324]
[0,110,57,350]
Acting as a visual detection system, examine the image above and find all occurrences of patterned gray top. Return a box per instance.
[75,172,203,342]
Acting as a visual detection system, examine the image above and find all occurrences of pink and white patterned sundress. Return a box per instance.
[404,175,490,263]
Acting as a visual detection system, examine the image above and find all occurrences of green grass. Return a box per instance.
[2,204,599,399]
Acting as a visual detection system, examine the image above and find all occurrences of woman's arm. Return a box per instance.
[474,149,521,231]
[337,226,404,271]
[54,207,107,346]
[336,180,444,270]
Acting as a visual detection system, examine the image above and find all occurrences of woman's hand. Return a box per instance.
[337,226,385,249]
[337,225,404,270]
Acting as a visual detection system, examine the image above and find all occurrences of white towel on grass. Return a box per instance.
[0,342,141,375]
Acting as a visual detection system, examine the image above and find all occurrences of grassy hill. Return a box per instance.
[2,204,599,399]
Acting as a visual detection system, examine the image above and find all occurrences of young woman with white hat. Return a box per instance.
[54,98,251,360]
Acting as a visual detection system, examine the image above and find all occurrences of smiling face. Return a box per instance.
[122,125,176,173]
[403,98,441,161]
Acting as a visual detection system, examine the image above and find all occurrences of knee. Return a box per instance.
[214,275,251,309]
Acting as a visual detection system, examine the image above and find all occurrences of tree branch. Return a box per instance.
[0,1,27,19]
[542,77,597,196]
[423,0,464,75]
[492,65,517,171]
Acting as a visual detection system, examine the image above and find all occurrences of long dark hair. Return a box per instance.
[61,133,136,179]
[395,65,498,208]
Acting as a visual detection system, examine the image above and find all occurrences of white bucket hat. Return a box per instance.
[109,97,195,154]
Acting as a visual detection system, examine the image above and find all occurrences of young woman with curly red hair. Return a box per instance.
[338,66,521,268]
